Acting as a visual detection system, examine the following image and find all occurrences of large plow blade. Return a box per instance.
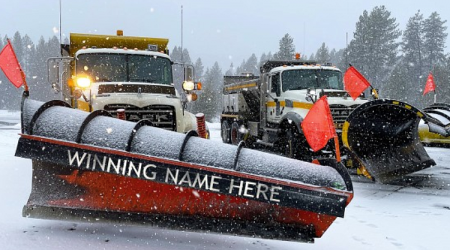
[15,98,354,243]
[342,99,436,183]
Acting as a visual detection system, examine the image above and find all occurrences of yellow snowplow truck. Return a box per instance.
[221,59,450,183]
[47,30,202,134]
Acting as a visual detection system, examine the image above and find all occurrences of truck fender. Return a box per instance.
[281,112,304,134]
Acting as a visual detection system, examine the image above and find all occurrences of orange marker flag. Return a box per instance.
[301,96,337,152]
[0,39,26,88]
[344,65,371,100]
[423,73,436,96]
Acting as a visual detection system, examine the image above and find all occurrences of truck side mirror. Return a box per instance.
[184,65,194,82]
[47,58,60,92]
[47,57,73,93]
[276,85,281,97]
[181,64,201,102]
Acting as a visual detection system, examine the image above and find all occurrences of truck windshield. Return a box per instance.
[281,69,343,91]
[76,53,173,84]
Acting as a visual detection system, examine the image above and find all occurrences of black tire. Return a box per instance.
[281,125,299,158]
[230,122,242,145]
[280,125,311,160]
[221,120,231,143]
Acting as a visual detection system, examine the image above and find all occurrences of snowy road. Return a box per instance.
[1,112,449,250]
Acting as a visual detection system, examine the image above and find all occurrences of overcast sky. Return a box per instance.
[2,0,449,70]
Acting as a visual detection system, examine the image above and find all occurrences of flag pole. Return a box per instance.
[325,96,341,162]
[433,67,436,104]
[20,68,29,95]
[333,135,341,162]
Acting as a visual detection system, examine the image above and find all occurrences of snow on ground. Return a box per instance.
[1,110,449,250]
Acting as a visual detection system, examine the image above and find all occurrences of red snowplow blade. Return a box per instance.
[16,98,353,243]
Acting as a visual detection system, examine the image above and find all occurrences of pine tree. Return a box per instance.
[194,58,204,81]
[235,59,246,75]
[259,53,267,68]
[346,6,401,88]
[225,63,234,76]
[347,10,370,70]
[275,33,295,60]
[423,12,448,69]
[171,46,181,62]
[22,35,35,73]
[31,36,48,101]
[12,32,24,64]
[396,11,425,106]
[182,48,192,64]
[402,11,425,77]
[384,60,410,102]
[198,62,222,122]
[315,42,331,64]
[244,53,258,75]
[330,48,344,69]
[433,56,450,104]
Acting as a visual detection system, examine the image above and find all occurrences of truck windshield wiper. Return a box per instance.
[289,86,307,91]
[130,78,157,83]
[97,78,112,82]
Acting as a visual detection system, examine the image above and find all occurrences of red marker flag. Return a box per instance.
[344,66,371,100]
[0,39,25,88]
[423,73,436,96]
[301,96,337,152]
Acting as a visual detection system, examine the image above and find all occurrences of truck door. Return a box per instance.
[267,72,281,123]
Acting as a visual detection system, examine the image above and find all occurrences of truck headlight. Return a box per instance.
[182,81,195,91]
[76,77,91,89]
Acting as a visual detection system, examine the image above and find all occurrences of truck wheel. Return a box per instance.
[221,120,231,143]
[230,122,242,145]
[280,125,308,160]
[282,126,298,158]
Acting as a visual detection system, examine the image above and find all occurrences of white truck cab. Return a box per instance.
[47,32,202,134]
[222,60,367,160]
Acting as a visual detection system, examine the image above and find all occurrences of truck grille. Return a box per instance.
[104,104,176,131]
[329,104,359,128]
[98,84,176,95]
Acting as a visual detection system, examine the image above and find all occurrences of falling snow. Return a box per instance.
[1,112,450,250]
